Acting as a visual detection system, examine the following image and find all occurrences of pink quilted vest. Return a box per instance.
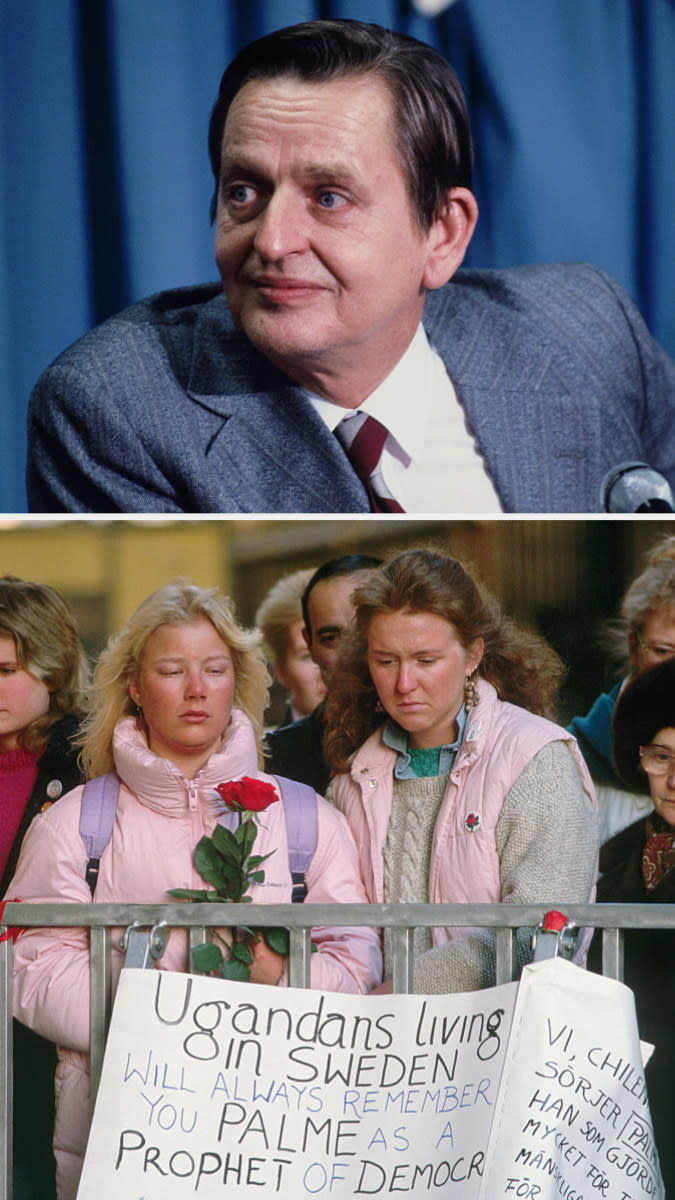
[331,680,597,946]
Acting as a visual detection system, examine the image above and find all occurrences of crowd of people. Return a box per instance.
[1,534,674,1197]
[8,11,675,1197]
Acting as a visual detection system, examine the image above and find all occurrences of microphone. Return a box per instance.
[601,462,675,513]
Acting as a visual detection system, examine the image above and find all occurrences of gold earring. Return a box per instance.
[464,672,479,709]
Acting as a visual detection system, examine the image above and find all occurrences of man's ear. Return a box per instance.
[422,187,478,291]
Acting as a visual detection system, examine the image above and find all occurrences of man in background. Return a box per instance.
[265,553,381,793]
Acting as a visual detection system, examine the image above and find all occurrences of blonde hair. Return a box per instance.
[0,575,88,751]
[78,581,269,778]
[254,567,317,664]
[324,548,565,773]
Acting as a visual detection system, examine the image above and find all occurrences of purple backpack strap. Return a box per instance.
[79,772,120,897]
[272,775,318,903]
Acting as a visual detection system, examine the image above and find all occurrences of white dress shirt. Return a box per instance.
[306,324,502,513]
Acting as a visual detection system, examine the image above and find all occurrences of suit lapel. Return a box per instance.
[179,280,594,513]
[185,293,369,512]
[423,277,587,512]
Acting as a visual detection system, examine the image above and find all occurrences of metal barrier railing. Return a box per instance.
[1,899,674,1200]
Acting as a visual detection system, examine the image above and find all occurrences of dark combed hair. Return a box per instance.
[323,547,566,773]
[208,19,473,230]
[612,657,675,793]
[301,553,383,642]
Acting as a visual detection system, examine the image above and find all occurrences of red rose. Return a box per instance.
[215,777,279,813]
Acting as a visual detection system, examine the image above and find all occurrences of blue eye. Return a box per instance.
[231,184,254,204]
[317,191,346,209]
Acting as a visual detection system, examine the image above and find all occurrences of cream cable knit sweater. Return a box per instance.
[379,741,597,993]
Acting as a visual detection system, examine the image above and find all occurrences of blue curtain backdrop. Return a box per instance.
[1,0,673,511]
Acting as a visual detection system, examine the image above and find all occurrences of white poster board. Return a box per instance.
[77,959,664,1199]
[77,968,518,1199]
[478,957,664,1200]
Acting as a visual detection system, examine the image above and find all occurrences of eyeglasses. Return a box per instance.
[636,637,675,660]
[639,745,675,775]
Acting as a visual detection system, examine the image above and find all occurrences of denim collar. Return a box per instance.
[383,705,467,779]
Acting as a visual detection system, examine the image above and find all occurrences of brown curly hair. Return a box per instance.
[0,575,88,751]
[323,548,565,773]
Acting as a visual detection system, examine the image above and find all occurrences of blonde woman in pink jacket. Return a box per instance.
[324,548,599,996]
[7,581,381,1200]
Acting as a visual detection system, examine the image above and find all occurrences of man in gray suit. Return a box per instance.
[27,20,675,514]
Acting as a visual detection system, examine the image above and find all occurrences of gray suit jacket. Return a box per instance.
[27,263,675,513]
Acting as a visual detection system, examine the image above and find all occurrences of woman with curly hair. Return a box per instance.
[7,580,380,1200]
[324,547,599,995]
[0,575,88,1200]
[0,575,88,893]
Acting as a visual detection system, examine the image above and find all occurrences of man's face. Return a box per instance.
[214,74,445,401]
[305,573,362,685]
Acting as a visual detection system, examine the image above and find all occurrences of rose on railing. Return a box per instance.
[167,777,290,981]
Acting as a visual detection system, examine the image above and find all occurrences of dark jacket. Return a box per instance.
[595,815,675,1192]
[264,702,330,797]
[2,715,83,1199]
[595,813,675,1026]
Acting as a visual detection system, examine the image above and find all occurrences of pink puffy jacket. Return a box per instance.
[8,710,380,1199]
[330,680,598,943]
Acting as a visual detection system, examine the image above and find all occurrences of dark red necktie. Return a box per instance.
[335,412,405,513]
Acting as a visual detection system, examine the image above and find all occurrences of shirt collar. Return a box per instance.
[383,705,468,780]
[304,323,433,460]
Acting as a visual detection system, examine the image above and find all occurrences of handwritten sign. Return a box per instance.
[77,969,518,1199]
[478,957,664,1200]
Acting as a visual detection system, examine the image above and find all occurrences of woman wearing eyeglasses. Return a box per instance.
[596,655,675,1192]
[569,534,675,844]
